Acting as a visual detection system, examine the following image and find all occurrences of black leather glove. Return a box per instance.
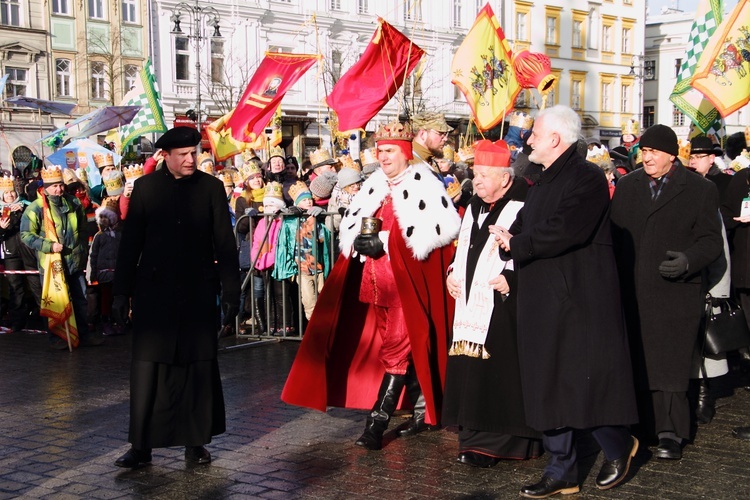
[112,295,130,325]
[222,301,240,326]
[353,234,384,258]
[659,250,689,279]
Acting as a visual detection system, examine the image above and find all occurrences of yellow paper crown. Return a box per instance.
[103,171,124,193]
[242,148,258,163]
[678,139,691,164]
[586,146,612,168]
[123,164,144,182]
[442,144,456,161]
[62,168,82,186]
[217,171,234,187]
[197,152,215,174]
[268,145,285,159]
[446,177,461,198]
[41,165,64,184]
[337,154,360,172]
[0,176,15,192]
[75,167,88,184]
[509,111,534,130]
[360,147,378,166]
[621,118,640,136]
[92,152,115,169]
[240,161,262,181]
[288,180,311,205]
[457,144,475,162]
[197,151,213,165]
[310,147,334,167]
[264,181,283,199]
[374,121,413,142]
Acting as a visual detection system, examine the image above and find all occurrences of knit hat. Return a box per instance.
[309,171,338,199]
[338,166,363,189]
[288,180,312,206]
[95,205,119,227]
[639,124,678,157]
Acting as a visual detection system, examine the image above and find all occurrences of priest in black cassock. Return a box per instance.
[442,139,542,468]
[112,127,240,468]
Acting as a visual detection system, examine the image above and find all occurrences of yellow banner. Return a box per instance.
[207,111,267,162]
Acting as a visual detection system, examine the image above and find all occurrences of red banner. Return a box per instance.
[326,19,424,132]
[227,52,320,142]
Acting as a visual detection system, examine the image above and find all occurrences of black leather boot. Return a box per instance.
[696,379,716,425]
[253,296,266,334]
[397,365,427,437]
[355,373,406,450]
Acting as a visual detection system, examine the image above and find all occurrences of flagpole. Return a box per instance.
[65,321,72,352]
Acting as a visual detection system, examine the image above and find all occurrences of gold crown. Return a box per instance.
[242,148,258,163]
[621,118,640,136]
[678,139,691,164]
[103,171,124,193]
[288,180,311,204]
[77,151,89,167]
[442,144,455,161]
[197,152,215,174]
[240,161,262,181]
[123,164,144,181]
[41,165,64,184]
[509,111,534,130]
[102,196,119,213]
[217,171,234,187]
[446,177,461,199]
[337,154,360,172]
[360,147,378,166]
[197,151,214,165]
[310,147,334,167]
[0,176,14,192]
[374,121,413,142]
[264,181,283,199]
[75,167,88,184]
[62,168,81,186]
[586,146,612,168]
[225,168,242,186]
[92,152,115,169]
[64,151,76,166]
[268,145,285,159]
[457,144,475,162]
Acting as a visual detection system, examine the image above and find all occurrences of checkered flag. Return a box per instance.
[118,59,167,149]
[669,0,723,133]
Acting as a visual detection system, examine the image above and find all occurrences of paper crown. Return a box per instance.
[103,170,125,195]
[730,149,750,172]
[337,154,360,172]
[513,50,556,93]
[457,144,475,162]
[288,180,312,205]
[62,168,82,186]
[102,196,119,213]
[621,118,640,136]
[474,140,511,167]
[445,176,461,199]
[442,144,456,161]
[264,181,284,199]
[509,111,534,130]
[92,152,115,169]
[310,147,336,168]
[77,151,89,167]
[242,148,258,163]
[197,151,214,166]
[0,176,15,193]
[268,145,285,160]
[65,151,76,167]
[745,126,750,148]
[75,167,88,185]
[197,153,215,174]
[240,161,262,181]
[360,147,378,166]
[41,165,64,184]
[217,171,235,187]
[678,139,692,164]
[374,121,413,143]
[123,164,144,182]
[228,168,242,185]
[586,146,612,168]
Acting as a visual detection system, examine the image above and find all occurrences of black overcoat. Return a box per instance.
[508,145,637,432]
[114,168,241,364]
[611,163,722,392]
[721,167,750,288]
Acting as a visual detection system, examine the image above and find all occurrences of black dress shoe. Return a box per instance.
[396,419,429,437]
[456,451,500,468]
[596,436,639,490]
[732,426,750,440]
[520,475,579,498]
[114,447,152,468]
[185,446,211,464]
[654,438,682,460]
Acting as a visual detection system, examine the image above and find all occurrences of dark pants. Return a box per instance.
[3,256,28,329]
[543,426,631,483]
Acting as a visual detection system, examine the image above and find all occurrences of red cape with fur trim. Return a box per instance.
[281,226,455,425]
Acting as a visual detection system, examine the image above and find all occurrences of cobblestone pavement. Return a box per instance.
[2,331,750,499]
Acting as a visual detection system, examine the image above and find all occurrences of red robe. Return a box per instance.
[281,216,455,425]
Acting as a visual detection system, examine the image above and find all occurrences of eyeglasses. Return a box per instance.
[430,129,450,138]
[689,154,710,161]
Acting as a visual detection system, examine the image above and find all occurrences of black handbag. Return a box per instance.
[703,295,750,355]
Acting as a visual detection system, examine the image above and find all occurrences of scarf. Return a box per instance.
[449,199,523,359]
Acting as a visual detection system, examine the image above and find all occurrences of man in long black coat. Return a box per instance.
[611,124,722,460]
[495,105,638,498]
[112,127,240,468]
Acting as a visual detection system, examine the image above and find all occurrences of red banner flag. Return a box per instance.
[228,52,320,142]
[326,19,425,132]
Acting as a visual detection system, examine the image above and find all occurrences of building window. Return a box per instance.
[56,59,72,97]
[672,104,685,127]
[52,0,69,15]
[91,61,107,100]
[572,80,582,110]
[0,0,20,26]
[404,0,422,21]
[644,60,656,80]
[88,0,104,19]
[358,0,368,14]
[602,25,612,52]
[330,0,341,10]
[546,17,556,44]
[5,67,26,97]
[452,0,462,28]
[211,39,223,84]
[122,0,137,23]
[621,84,631,114]
[621,27,631,54]
[602,82,612,112]
[175,36,190,81]
[516,12,528,41]
[573,21,583,48]
[124,64,138,92]
[644,106,655,128]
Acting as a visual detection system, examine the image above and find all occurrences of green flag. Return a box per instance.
[118,59,167,149]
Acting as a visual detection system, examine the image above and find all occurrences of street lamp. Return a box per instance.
[170,0,222,153]
[629,55,651,128]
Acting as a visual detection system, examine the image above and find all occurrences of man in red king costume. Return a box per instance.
[282,120,460,450]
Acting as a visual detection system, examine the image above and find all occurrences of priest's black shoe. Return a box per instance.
[185,446,211,464]
[654,438,681,460]
[456,451,500,468]
[732,426,750,440]
[520,475,579,498]
[596,436,639,490]
[114,447,152,468]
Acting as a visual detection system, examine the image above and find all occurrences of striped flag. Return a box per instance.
[118,59,167,150]
[669,0,724,133]
[38,190,78,350]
